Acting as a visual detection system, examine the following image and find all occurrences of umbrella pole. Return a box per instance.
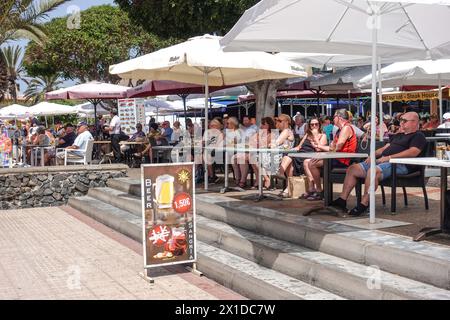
[369,11,378,225]
[439,74,443,123]
[183,95,187,120]
[204,71,210,191]
[378,58,384,142]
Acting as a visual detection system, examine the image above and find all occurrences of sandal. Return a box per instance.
[299,191,315,199]
[238,182,246,189]
[306,192,324,201]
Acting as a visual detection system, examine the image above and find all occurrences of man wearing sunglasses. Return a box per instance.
[331,112,426,216]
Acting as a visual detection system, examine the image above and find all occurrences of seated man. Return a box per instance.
[56,122,93,165]
[57,123,76,148]
[331,112,426,216]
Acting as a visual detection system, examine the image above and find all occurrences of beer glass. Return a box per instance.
[153,174,175,209]
[436,142,446,160]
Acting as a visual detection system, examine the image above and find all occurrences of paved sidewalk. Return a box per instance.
[0,207,245,300]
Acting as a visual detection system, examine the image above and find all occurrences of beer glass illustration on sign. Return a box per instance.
[153,174,175,209]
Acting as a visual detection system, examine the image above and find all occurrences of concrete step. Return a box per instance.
[196,193,450,290]
[68,196,142,242]
[196,242,344,300]
[87,187,141,217]
[107,178,141,197]
[67,193,342,300]
[197,215,450,300]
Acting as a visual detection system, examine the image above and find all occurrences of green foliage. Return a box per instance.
[23,5,175,83]
[1,45,25,103]
[115,0,259,39]
[23,74,63,104]
[0,0,70,46]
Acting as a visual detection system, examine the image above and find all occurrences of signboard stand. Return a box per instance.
[186,263,203,277]
[139,269,155,284]
[141,163,197,282]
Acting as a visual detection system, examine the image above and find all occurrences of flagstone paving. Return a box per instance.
[0,206,245,300]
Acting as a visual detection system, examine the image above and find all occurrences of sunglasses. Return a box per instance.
[310,123,319,127]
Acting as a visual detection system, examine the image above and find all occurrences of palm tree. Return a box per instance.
[0,0,70,46]
[23,74,63,104]
[1,45,25,103]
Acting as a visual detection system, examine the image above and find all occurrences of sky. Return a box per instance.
[11,0,116,94]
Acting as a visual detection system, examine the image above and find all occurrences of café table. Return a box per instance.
[205,146,298,200]
[290,152,368,215]
[93,140,112,164]
[119,141,145,165]
[29,144,53,167]
[390,157,450,241]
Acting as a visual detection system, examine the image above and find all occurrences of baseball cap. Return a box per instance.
[443,113,450,120]
[77,121,88,127]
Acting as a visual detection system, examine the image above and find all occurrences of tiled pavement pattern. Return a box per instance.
[0,207,245,300]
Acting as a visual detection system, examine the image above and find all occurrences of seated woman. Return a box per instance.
[250,117,276,190]
[227,117,247,188]
[278,117,327,199]
[204,119,224,184]
[307,109,357,201]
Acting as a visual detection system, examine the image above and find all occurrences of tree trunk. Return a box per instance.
[246,79,286,126]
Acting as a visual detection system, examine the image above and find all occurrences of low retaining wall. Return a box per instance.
[0,164,129,209]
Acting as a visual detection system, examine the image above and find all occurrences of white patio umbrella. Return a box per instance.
[221,0,450,224]
[358,59,450,121]
[73,102,110,117]
[110,34,307,190]
[279,52,373,68]
[0,104,30,119]
[28,102,77,116]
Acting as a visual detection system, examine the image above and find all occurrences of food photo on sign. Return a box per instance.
[141,163,196,268]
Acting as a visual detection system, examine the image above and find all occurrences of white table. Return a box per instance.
[30,145,53,167]
[290,152,368,209]
[390,157,450,241]
[204,146,298,200]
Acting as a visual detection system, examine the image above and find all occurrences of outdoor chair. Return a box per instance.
[379,143,430,213]
[64,139,94,165]
[328,138,385,205]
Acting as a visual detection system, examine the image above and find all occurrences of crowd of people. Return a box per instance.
[0,105,440,216]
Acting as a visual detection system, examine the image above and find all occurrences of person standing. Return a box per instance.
[107,108,121,163]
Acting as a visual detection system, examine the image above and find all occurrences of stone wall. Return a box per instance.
[0,164,128,209]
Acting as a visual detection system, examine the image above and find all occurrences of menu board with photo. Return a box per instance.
[118,98,146,136]
[141,163,196,268]
[135,98,147,133]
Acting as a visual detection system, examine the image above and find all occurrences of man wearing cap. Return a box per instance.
[57,123,76,148]
[438,113,450,129]
[56,122,93,165]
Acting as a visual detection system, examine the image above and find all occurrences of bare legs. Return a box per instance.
[308,160,324,193]
[339,163,382,205]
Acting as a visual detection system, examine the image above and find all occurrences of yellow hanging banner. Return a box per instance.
[382,90,440,102]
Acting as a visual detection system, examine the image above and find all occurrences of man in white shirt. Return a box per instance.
[56,121,93,165]
[293,113,306,137]
[107,108,121,162]
[437,112,450,129]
